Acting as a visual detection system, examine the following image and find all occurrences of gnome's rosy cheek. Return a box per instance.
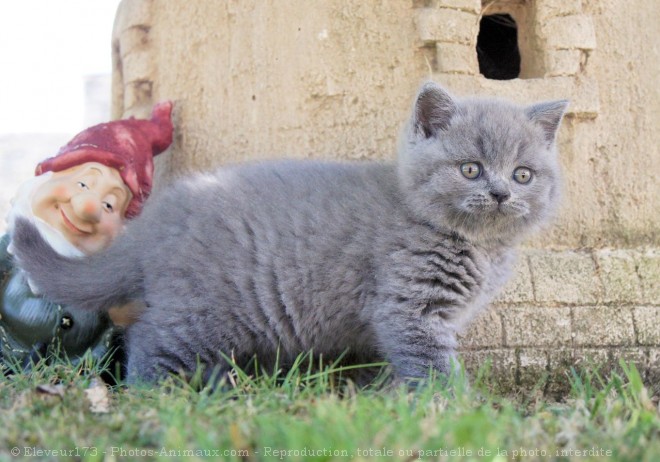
[99,221,121,240]
[31,178,73,219]
[78,219,123,254]
[52,185,71,201]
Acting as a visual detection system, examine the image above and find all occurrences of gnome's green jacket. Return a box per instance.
[0,233,118,371]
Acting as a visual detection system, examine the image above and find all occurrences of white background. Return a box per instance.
[0,0,121,231]
[0,0,121,135]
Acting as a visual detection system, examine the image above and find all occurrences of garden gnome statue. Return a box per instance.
[0,102,173,373]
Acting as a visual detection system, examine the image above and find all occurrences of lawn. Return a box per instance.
[0,354,658,462]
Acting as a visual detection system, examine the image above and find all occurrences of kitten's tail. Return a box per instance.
[10,218,143,312]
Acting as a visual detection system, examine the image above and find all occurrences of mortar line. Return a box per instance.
[588,248,605,304]
[632,250,646,304]
[525,252,538,305]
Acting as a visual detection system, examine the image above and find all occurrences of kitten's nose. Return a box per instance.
[490,191,510,204]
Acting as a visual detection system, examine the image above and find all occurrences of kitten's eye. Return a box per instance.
[460,162,481,179]
[513,167,533,184]
[77,181,89,190]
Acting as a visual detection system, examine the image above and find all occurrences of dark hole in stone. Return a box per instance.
[477,14,521,80]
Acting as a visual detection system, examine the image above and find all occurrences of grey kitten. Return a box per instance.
[11,82,567,385]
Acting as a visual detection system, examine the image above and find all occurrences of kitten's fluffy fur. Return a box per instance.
[11,83,567,384]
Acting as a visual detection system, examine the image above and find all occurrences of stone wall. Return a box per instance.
[110,0,659,390]
[460,249,660,394]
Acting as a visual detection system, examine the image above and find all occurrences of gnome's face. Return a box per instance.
[30,162,132,254]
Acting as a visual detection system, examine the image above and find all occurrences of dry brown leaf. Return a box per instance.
[84,378,111,413]
[35,384,66,398]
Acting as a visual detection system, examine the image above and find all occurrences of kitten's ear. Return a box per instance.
[526,100,569,145]
[412,82,457,138]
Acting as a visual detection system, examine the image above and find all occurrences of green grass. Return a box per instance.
[0,354,658,462]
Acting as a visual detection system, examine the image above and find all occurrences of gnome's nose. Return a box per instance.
[71,194,102,223]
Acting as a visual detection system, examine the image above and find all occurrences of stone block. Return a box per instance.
[121,52,156,83]
[123,80,154,111]
[118,25,151,59]
[536,0,583,19]
[637,250,660,304]
[633,306,660,345]
[458,306,502,349]
[436,74,600,119]
[461,349,516,391]
[572,306,636,346]
[415,8,478,44]
[615,347,648,369]
[542,15,597,50]
[502,306,571,347]
[518,348,549,388]
[547,348,576,396]
[647,348,660,394]
[570,76,601,118]
[571,348,617,382]
[529,251,602,304]
[436,43,477,74]
[494,254,534,303]
[596,249,643,304]
[114,0,154,33]
[424,0,481,13]
[544,49,581,77]
[609,348,649,387]
[573,348,610,369]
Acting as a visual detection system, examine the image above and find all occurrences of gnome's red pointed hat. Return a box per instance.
[35,101,173,218]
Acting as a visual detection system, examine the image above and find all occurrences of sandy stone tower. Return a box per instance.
[111,0,659,393]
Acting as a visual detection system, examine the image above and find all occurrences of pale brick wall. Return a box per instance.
[460,249,660,394]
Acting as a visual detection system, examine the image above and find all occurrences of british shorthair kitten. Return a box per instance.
[11,82,567,384]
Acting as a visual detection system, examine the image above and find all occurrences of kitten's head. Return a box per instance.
[398,82,568,245]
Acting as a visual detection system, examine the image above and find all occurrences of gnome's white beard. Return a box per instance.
[5,173,85,258]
